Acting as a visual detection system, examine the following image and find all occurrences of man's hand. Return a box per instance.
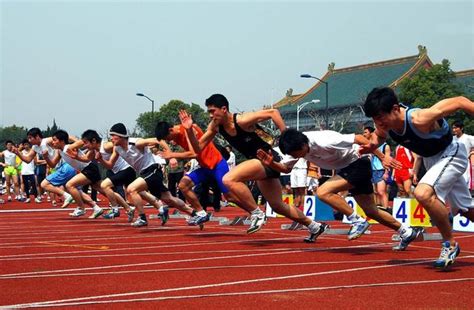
[11,146,20,155]
[382,154,402,170]
[359,142,378,155]
[179,109,193,129]
[159,149,173,160]
[95,151,102,161]
[256,149,274,165]
[66,148,78,159]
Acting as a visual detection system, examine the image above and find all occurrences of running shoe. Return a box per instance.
[304,223,329,243]
[61,193,74,208]
[127,207,136,223]
[393,227,424,251]
[103,209,120,219]
[434,241,460,270]
[188,212,210,226]
[88,207,104,219]
[131,217,148,227]
[34,197,42,203]
[247,211,266,234]
[69,208,86,217]
[159,207,169,226]
[348,219,370,240]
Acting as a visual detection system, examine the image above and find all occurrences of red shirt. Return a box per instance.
[174,125,222,169]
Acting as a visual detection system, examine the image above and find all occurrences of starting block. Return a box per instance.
[280,223,371,235]
[220,216,249,226]
[391,229,442,242]
[281,222,306,230]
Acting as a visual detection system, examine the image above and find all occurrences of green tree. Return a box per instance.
[135,100,209,137]
[0,125,28,146]
[398,59,474,133]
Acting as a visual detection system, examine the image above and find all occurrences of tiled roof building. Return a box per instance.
[275,46,472,132]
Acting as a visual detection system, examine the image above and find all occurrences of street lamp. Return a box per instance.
[300,74,329,129]
[136,93,155,115]
[297,99,320,130]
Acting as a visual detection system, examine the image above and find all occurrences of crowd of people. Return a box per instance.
[0,88,473,270]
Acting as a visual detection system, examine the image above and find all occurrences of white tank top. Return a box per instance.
[115,138,155,173]
[100,141,130,174]
[59,145,89,171]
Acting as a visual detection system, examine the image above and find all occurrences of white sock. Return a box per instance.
[197,210,207,216]
[93,205,101,212]
[159,206,164,213]
[398,225,413,239]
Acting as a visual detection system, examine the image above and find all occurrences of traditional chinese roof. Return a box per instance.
[277,47,433,113]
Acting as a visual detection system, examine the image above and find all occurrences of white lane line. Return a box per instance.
[0,236,302,259]
[3,256,470,280]
[5,256,471,308]
[10,277,474,308]
[0,243,387,278]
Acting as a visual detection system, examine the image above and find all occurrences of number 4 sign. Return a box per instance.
[392,198,432,227]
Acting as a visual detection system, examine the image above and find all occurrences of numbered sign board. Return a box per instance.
[303,196,316,219]
[265,194,293,218]
[392,198,432,227]
[453,214,474,232]
[342,197,378,224]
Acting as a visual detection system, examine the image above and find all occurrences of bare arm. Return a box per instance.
[14,148,37,163]
[96,147,118,170]
[179,109,218,153]
[256,149,294,174]
[413,97,474,130]
[237,109,286,133]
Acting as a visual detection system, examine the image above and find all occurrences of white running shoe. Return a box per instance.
[69,208,86,217]
[61,193,74,208]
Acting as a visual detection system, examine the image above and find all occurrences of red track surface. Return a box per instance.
[1,200,473,309]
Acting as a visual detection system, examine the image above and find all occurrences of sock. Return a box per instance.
[251,207,263,215]
[159,206,164,213]
[347,211,359,222]
[307,221,321,231]
[197,210,207,216]
[398,225,413,239]
[140,214,147,221]
[93,205,101,212]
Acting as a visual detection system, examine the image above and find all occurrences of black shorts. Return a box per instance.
[336,157,373,196]
[107,167,136,187]
[139,164,169,198]
[81,162,102,184]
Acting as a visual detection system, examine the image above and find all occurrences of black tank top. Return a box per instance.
[218,114,281,161]
[389,107,452,157]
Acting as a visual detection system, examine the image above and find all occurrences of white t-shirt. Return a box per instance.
[32,138,55,158]
[59,145,89,171]
[3,150,17,166]
[100,141,130,174]
[454,133,474,155]
[227,151,236,170]
[115,138,155,173]
[21,150,35,175]
[153,153,167,165]
[283,130,359,170]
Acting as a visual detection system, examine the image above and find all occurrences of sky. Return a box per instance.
[1,0,473,137]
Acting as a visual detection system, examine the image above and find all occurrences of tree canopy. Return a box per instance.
[135,100,210,137]
[398,59,474,133]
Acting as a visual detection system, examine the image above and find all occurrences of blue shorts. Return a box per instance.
[371,169,385,184]
[186,158,229,194]
[46,163,77,186]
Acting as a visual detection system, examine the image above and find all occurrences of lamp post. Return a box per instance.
[297,99,320,130]
[136,93,155,115]
[300,74,329,129]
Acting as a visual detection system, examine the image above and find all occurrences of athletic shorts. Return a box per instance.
[46,163,77,186]
[337,156,373,196]
[290,168,307,188]
[186,158,229,194]
[4,166,18,176]
[139,164,168,198]
[371,169,385,184]
[81,162,102,184]
[108,166,136,187]
[420,141,473,214]
[394,169,411,184]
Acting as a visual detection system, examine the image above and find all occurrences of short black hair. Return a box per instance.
[363,87,399,118]
[81,129,102,143]
[364,126,375,133]
[205,94,229,109]
[452,120,464,130]
[279,128,309,155]
[5,140,14,146]
[52,130,69,143]
[27,127,43,139]
[155,121,172,140]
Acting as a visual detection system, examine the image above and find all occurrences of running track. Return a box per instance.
[0,201,473,309]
